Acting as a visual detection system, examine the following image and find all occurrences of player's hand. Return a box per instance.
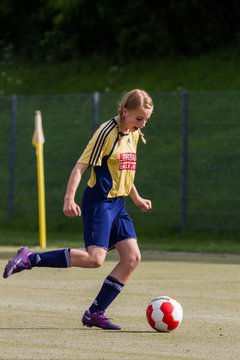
[135,197,152,212]
[63,199,81,217]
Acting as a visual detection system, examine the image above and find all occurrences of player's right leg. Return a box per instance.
[70,246,106,268]
[3,246,107,279]
[3,247,32,278]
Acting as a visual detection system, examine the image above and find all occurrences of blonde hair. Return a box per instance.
[117,89,153,144]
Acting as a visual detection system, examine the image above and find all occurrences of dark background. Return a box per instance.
[1,0,240,63]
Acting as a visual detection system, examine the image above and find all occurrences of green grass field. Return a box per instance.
[0,229,240,254]
[0,250,239,360]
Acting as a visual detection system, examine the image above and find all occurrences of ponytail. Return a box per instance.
[138,128,146,144]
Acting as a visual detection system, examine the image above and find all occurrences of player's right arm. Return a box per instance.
[63,162,88,217]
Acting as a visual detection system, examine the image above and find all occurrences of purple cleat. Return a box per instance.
[82,310,121,330]
[3,247,32,279]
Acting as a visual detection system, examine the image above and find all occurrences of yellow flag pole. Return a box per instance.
[32,110,47,249]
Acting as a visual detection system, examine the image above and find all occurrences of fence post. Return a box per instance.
[8,94,17,221]
[181,91,189,231]
[92,92,100,132]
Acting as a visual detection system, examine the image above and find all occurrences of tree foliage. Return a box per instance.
[1,0,240,63]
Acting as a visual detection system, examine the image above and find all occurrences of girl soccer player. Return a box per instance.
[3,89,154,330]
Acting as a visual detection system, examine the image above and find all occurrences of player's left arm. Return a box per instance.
[130,183,152,212]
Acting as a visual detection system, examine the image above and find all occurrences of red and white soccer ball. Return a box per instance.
[146,296,183,332]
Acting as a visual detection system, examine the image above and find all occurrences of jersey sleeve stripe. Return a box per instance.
[88,119,116,166]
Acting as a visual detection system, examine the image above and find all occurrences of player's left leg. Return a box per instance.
[87,238,140,313]
[82,238,140,330]
[110,237,141,283]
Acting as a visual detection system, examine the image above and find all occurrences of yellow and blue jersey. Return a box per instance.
[78,118,139,199]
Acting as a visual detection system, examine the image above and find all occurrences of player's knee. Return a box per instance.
[135,252,141,266]
[90,256,105,268]
[128,252,141,270]
[87,247,106,268]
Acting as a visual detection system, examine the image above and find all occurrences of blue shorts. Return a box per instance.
[81,187,137,250]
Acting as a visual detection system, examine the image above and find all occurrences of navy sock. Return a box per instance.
[28,248,71,268]
[89,275,124,314]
